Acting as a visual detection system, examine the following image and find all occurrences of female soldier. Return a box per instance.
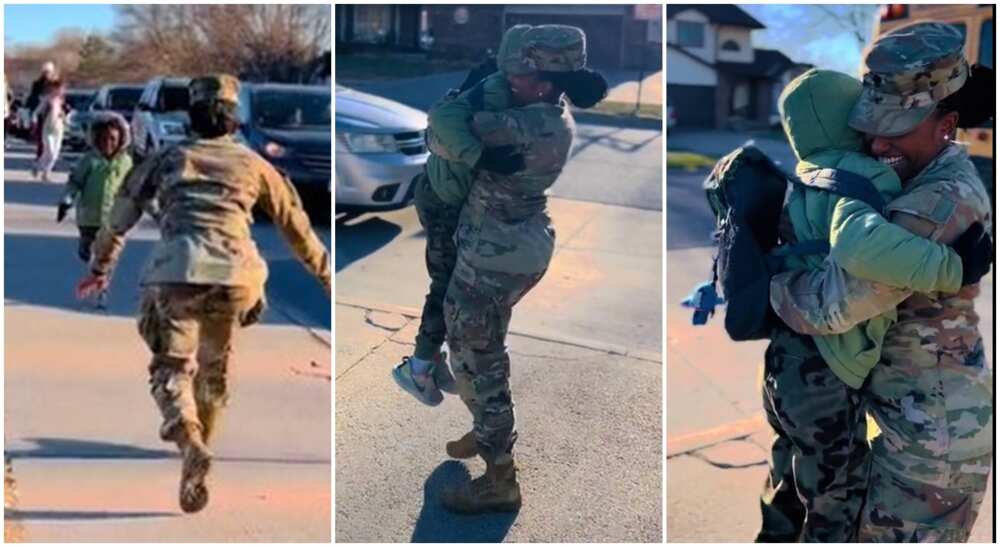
[770,22,994,541]
[432,31,607,514]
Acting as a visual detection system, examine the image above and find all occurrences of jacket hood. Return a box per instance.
[778,69,864,161]
[87,111,131,156]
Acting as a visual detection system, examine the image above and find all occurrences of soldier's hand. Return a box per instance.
[76,274,110,300]
[951,222,994,286]
[475,145,525,175]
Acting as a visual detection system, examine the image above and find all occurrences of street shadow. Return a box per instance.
[5,180,67,207]
[8,509,179,521]
[570,126,661,159]
[665,168,716,251]
[410,461,518,543]
[334,214,403,273]
[3,232,329,329]
[8,437,330,466]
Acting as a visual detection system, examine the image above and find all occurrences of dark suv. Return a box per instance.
[238,83,331,205]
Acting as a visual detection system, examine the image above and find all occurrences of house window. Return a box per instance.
[676,21,705,48]
[721,40,740,52]
[353,5,393,44]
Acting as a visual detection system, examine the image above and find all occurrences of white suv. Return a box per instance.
[131,77,191,159]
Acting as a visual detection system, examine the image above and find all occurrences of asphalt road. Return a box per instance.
[4,140,332,541]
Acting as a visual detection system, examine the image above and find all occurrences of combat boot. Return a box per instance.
[176,422,213,513]
[445,431,477,459]
[440,461,521,514]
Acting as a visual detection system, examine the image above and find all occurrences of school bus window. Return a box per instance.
[980,20,993,68]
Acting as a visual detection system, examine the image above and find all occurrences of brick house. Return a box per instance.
[666,4,811,129]
[336,4,662,70]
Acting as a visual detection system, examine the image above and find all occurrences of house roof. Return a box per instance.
[666,5,765,29]
[716,48,794,79]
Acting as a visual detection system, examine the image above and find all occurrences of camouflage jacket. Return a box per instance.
[454,100,574,276]
[90,135,331,293]
[424,72,512,207]
[771,143,993,463]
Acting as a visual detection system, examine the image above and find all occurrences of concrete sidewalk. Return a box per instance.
[665,245,994,541]
[335,303,662,543]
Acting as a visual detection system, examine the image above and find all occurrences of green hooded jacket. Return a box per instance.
[776,69,963,388]
[62,112,134,228]
[423,25,533,206]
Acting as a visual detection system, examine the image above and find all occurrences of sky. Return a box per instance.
[4,4,116,47]
[739,4,879,75]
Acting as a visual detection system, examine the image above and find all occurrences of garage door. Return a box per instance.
[667,84,715,128]
[503,14,623,69]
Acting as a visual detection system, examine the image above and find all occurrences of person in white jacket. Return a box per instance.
[34,79,66,182]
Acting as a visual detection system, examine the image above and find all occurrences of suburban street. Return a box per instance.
[335,71,663,542]
[665,129,993,541]
[4,140,332,541]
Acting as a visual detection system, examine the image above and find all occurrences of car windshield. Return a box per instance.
[66,93,94,111]
[160,85,190,111]
[252,89,331,130]
[109,88,143,110]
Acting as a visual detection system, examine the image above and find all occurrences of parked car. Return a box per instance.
[63,88,96,151]
[90,84,144,122]
[238,83,331,209]
[335,85,428,212]
[131,77,191,159]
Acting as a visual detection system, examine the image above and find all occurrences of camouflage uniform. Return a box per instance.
[90,75,331,446]
[771,23,993,542]
[444,99,576,468]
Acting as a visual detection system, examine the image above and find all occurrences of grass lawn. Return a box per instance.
[336,53,470,83]
[590,100,662,119]
[666,151,716,171]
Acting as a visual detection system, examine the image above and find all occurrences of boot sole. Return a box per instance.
[445,444,477,459]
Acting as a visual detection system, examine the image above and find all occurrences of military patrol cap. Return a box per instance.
[849,22,969,137]
[501,24,587,75]
[190,74,241,105]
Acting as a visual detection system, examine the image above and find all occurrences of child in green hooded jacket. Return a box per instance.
[773,68,967,389]
[58,111,133,307]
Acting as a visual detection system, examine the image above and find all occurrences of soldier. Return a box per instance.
[770,22,994,541]
[430,28,608,513]
[76,74,331,514]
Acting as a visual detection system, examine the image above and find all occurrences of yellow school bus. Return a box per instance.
[876,4,994,159]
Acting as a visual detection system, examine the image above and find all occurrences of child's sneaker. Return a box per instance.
[392,356,443,406]
[433,351,457,394]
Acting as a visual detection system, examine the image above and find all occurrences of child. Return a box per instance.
[33,79,66,182]
[58,112,133,308]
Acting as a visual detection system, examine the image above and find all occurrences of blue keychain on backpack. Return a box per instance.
[681,281,724,325]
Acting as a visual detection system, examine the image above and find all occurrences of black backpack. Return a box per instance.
[686,145,887,341]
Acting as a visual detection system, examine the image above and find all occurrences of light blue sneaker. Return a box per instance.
[392,356,443,406]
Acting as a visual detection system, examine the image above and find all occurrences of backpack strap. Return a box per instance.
[796,168,888,213]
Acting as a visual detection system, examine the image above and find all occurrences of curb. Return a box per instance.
[572,109,663,130]
[665,415,767,458]
[336,297,661,364]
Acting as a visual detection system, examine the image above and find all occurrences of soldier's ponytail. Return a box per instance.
[938,64,994,129]
[190,100,240,138]
[541,68,609,109]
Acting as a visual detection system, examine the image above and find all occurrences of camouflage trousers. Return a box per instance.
[444,254,546,467]
[413,173,462,361]
[857,455,991,542]
[757,328,870,542]
[138,283,263,443]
